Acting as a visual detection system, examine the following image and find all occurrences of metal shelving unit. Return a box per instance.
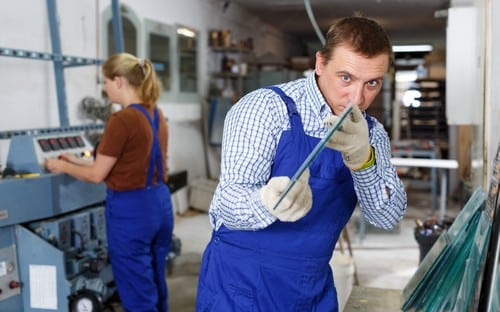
[392,140,440,213]
[406,79,448,153]
[209,46,254,99]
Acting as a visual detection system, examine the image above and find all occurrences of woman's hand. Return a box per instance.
[44,158,66,174]
[58,153,83,165]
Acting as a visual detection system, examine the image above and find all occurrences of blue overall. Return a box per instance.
[197,87,373,311]
[105,104,174,312]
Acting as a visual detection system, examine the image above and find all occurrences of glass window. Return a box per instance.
[149,33,171,92]
[107,17,137,55]
[177,27,198,93]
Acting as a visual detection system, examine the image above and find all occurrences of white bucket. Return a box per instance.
[188,178,218,212]
[330,252,355,311]
[171,187,189,214]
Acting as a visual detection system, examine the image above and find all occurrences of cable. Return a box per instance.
[304,0,325,45]
[222,0,230,13]
[72,230,86,251]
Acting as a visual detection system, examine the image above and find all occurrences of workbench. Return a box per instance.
[390,157,458,221]
[391,140,440,213]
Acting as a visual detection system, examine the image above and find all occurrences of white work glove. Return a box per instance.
[259,169,313,222]
[323,105,371,170]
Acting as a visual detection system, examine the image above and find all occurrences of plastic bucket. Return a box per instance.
[414,227,441,263]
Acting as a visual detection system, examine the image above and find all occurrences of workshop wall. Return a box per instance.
[485,0,500,185]
[0,0,303,181]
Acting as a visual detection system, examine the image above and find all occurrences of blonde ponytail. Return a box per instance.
[102,53,162,108]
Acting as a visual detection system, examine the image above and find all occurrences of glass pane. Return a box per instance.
[149,33,171,92]
[177,28,197,93]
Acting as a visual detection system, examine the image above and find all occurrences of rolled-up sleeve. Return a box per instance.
[351,119,407,229]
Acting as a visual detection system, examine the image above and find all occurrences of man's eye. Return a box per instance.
[367,80,379,87]
[341,75,350,82]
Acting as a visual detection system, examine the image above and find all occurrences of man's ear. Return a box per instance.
[315,51,325,75]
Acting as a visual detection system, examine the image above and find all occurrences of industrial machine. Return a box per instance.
[0,131,113,311]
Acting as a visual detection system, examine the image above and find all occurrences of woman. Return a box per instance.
[45,53,173,312]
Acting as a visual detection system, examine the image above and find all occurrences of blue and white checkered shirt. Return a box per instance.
[209,72,407,231]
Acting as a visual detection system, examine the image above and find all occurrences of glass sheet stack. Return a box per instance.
[401,187,492,311]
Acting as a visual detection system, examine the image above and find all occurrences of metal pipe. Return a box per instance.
[46,0,69,127]
[111,0,125,53]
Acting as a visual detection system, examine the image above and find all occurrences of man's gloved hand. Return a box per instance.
[259,169,313,222]
[323,105,371,170]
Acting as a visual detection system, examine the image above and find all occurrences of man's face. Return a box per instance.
[315,45,389,115]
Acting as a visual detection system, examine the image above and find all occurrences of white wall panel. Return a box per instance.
[446,7,483,125]
[0,0,301,181]
[485,0,500,186]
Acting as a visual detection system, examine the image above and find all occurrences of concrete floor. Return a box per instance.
[166,188,462,311]
[109,188,463,311]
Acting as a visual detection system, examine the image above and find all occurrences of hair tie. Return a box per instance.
[138,58,146,75]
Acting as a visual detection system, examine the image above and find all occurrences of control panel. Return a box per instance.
[5,132,95,175]
[34,134,94,166]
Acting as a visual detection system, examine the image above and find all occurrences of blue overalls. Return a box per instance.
[197,87,373,311]
[105,104,174,312]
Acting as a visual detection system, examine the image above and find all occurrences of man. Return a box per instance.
[196,15,407,311]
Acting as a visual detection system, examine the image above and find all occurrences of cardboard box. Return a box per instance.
[290,56,313,70]
[427,63,446,79]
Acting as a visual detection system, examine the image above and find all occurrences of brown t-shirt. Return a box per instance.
[97,105,168,191]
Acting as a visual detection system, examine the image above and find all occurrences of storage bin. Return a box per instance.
[189,178,219,212]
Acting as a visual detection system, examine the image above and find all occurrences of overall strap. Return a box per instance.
[364,112,375,130]
[130,104,163,187]
[264,85,305,133]
[264,86,299,116]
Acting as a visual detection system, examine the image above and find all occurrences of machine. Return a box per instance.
[0,131,113,311]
